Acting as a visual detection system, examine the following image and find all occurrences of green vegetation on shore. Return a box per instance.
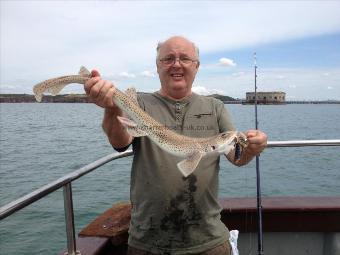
[0,94,89,103]
[0,93,237,103]
[206,94,237,102]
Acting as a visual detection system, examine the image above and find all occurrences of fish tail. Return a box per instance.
[33,85,43,102]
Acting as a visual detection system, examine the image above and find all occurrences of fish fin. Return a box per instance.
[125,87,138,105]
[46,83,68,96]
[177,151,204,177]
[79,66,91,76]
[117,116,137,127]
[117,116,147,137]
[127,127,148,137]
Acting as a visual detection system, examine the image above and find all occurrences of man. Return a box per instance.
[84,36,267,255]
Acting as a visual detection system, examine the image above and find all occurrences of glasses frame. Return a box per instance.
[159,56,198,67]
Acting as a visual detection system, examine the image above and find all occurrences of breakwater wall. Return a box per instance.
[239,100,339,105]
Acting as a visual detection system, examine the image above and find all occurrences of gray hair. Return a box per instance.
[156,37,200,61]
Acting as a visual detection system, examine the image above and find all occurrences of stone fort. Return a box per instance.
[245,91,286,104]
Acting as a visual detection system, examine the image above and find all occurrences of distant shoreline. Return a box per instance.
[0,94,339,104]
[0,94,90,103]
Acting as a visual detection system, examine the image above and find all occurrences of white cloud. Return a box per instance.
[219,58,236,67]
[327,86,333,90]
[140,70,156,78]
[192,86,225,95]
[119,72,136,79]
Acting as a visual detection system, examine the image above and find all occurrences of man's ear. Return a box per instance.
[156,60,160,74]
[196,61,200,69]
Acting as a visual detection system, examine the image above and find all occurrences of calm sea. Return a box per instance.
[1,103,339,255]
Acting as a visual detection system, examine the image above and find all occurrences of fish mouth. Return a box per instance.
[236,132,248,147]
[239,137,248,147]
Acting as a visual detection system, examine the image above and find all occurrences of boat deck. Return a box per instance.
[59,196,340,255]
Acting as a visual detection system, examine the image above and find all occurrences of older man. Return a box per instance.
[85,36,267,255]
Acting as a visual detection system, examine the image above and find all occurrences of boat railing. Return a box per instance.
[1,139,340,255]
[0,150,133,255]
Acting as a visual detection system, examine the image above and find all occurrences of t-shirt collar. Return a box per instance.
[154,91,197,105]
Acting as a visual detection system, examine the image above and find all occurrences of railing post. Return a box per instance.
[63,183,80,255]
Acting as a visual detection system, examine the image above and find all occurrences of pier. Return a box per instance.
[228,100,340,105]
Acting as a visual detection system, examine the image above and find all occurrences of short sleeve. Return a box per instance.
[216,100,235,132]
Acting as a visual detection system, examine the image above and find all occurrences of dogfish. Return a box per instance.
[33,66,248,177]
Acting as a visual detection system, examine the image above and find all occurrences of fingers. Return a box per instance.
[84,70,116,109]
[244,130,268,156]
[91,69,101,78]
[104,86,117,108]
[95,80,116,108]
[89,79,106,99]
[84,69,101,94]
[246,130,266,143]
[84,76,100,95]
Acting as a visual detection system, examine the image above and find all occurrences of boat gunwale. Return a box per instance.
[60,196,340,255]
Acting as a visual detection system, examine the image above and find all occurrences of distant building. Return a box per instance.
[245,91,286,104]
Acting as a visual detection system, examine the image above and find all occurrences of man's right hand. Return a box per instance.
[84,69,117,109]
[85,69,132,149]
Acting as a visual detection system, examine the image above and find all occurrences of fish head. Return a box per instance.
[208,131,248,158]
[233,132,248,160]
[209,131,238,154]
[236,131,248,148]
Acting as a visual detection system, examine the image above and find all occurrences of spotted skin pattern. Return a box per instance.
[33,67,248,176]
[33,74,90,102]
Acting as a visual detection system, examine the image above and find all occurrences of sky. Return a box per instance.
[1,1,340,100]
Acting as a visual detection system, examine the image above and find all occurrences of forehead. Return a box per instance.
[159,38,196,57]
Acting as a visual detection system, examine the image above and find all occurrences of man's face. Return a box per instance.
[156,37,200,99]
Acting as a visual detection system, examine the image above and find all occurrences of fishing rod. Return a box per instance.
[254,52,264,255]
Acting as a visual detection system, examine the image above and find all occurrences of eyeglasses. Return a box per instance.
[159,56,198,67]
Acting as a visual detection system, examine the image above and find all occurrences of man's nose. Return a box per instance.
[172,58,182,67]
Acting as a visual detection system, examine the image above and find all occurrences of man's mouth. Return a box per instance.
[171,73,184,78]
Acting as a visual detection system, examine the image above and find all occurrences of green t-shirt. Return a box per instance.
[128,92,235,254]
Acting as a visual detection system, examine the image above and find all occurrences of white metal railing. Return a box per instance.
[0,139,340,255]
[267,139,340,147]
[0,150,133,255]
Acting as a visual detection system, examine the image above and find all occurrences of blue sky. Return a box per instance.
[210,33,340,68]
[1,1,340,100]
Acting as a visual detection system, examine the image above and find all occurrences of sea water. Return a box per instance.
[0,103,339,255]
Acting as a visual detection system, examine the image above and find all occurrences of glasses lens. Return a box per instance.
[161,57,174,65]
[179,57,193,65]
[160,56,195,66]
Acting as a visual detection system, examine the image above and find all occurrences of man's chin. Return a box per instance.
[169,80,187,89]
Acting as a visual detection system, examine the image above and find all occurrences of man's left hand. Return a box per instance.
[244,130,267,156]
